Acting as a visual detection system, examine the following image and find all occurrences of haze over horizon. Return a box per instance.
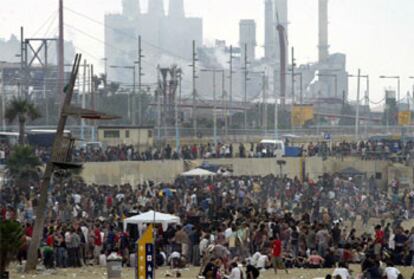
[1,0,413,102]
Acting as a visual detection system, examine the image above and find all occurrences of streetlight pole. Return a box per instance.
[349,73,369,138]
[137,35,144,125]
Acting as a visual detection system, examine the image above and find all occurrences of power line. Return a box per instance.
[64,7,192,63]
[64,23,155,69]
[31,9,58,37]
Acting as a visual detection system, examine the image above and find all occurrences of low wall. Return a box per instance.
[81,160,184,185]
[81,157,391,186]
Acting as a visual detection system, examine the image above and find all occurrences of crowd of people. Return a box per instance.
[69,139,414,162]
[2,137,414,165]
[1,170,414,278]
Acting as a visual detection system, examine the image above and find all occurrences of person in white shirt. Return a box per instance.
[384,262,401,279]
[256,254,269,269]
[250,252,261,266]
[226,262,242,279]
[332,262,351,279]
[224,227,233,239]
[168,251,181,268]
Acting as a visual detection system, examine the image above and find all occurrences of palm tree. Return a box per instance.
[6,145,41,188]
[0,220,24,278]
[5,98,41,145]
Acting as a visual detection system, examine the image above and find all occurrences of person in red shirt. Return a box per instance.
[271,235,288,274]
[374,224,384,258]
[46,229,55,247]
[25,223,33,237]
[93,225,103,264]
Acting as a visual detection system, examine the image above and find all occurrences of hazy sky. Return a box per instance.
[1,0,414,101]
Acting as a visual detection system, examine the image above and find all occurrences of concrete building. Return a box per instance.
[105,0,203,84]
[97,125,154,147]
[239,19,256,63]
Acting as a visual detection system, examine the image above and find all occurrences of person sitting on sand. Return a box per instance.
[307,250,325,268]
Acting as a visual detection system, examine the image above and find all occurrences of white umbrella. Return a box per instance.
[181,168,216,177]
[123,210,180,231]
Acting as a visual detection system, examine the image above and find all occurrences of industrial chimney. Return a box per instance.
[318,0,329,63]
[122,0,140,19]
[168,0,185,18]
[148,0,165,17]
[264,0,276,60]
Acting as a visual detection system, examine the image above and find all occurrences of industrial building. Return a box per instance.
[239,19,257,62]
[105,0,203,84]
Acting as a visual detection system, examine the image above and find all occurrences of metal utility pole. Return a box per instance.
[274,74,279,139]
[317,90,321,135]
[156,65,161,140]
[355,69,361,140]
[228,45,234,129]
[298,72,303,104]
[262,72,268,132]
[213,71,217,146]
[91,64,96,141]
[132,66,136,125]
[222,70,227,137]
[291,47,296,103]
[0,68,5,130]
[137,35,144,125]
[175,70,182,154]
[243,43,249,131]
[19,26,24,98]
[58,0,65,106]
[364,75,370,137]
[81,59,87,140]
[191,40,198,138]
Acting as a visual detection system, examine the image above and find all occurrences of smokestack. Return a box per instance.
[122,0,141,19]
[318,0,329,62]
[274,0,288,64]
[148,0,164,17]
[168,0,185,18]
[264,0,276,60]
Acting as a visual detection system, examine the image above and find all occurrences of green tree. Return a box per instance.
[5,98,41,145]
[0,220,24,276]
[6,145,41,188]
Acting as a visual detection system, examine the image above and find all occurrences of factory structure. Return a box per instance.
[105,0,348,109]
[105,0,202,84]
